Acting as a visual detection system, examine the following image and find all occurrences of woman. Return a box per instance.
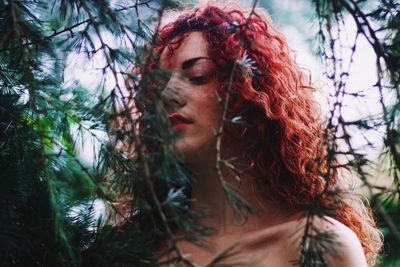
[120,2,382,266]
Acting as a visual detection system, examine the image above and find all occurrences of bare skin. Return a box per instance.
[174,169,367,266]
[159,32,368,267]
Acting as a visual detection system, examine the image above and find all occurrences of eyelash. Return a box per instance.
[189,76,206,84]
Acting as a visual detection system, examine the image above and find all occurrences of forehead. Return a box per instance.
[160,31,209,69]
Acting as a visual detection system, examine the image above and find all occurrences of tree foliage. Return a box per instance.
[0,0,399,266]
[312,0,400,265]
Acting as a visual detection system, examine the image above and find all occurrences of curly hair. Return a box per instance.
[138,2,383,265]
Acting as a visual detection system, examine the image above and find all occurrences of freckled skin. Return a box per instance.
[160,32,223,170]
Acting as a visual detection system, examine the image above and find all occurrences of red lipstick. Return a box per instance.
[168,113,192,130]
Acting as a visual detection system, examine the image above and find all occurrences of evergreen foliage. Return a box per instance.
[311,0,400,266]
[0,0,399,266]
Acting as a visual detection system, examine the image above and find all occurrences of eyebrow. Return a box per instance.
[181,56,211,70]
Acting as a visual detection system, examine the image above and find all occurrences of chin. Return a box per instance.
[170,139,217,169]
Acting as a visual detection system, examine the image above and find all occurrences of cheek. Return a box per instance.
[196,94,223,127]
[208,105,223,131]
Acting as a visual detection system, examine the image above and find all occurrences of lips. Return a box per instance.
[168,113,192,130]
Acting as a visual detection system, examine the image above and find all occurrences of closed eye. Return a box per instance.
[189,76,207,85]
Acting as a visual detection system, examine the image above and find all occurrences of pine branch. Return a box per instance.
[0,0,155,53]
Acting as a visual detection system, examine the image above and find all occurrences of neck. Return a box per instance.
[190,164,294,235]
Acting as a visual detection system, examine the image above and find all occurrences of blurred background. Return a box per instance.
[1,0,399,266]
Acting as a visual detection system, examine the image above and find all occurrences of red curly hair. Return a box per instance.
[141,2,382,265]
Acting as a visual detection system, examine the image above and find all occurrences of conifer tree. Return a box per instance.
[0,0,399,266]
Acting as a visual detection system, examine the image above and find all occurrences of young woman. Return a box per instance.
[121,2,382,266]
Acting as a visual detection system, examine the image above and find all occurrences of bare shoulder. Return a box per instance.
[275,215,368,267]
[216,214,369,267]
[318,216,368,266]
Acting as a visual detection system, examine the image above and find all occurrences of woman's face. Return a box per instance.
[160,32,223,169]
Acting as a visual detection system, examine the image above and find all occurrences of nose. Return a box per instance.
[160,75,186,112]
